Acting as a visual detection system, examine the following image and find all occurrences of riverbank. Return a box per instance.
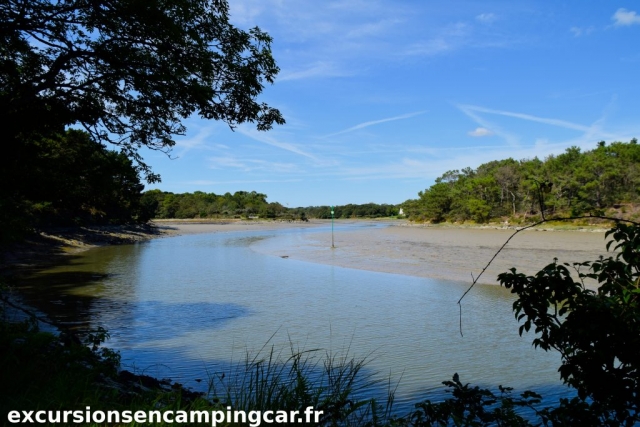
[0,219,321,272]
[2,218,613,291]
[250,221,612,288]
[0,219,618,425]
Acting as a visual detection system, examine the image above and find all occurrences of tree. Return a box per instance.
[421,183,452,222]
[19,129,148,226]
[1,0,284,240]
[2,0,284,175]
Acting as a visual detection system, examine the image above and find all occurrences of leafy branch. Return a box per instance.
[457,213,640,337]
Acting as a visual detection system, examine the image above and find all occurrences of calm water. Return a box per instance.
[18,223,571,413]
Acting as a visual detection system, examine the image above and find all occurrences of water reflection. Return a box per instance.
[17,225,572,413]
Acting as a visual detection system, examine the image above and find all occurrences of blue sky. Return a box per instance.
[144,1,640,207]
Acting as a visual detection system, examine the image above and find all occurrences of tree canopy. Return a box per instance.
[402,140,640,224]
[2,0,284,178]
[1,0,284,241]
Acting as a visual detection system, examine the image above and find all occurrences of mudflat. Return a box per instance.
[250,223,612,288]
[152,218,321,235]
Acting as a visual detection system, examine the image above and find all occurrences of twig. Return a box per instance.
[457,215,639,337]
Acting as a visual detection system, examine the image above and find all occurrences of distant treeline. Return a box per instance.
[402,140,640,223]
[295,204,399,219]
[141,190,400,220]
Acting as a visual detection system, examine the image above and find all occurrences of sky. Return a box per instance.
[144,1,640,207]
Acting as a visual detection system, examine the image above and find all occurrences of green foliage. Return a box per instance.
[408,374,541,426]
[498,223,640,425]
[0,319,113,413]
[1,0,284,180]
[144,190,274,219]
[403,140,640,223]
[1,0,284,241]
[0,129,149,240]
[300,203,399,220]
[140,192,400,221]
[209,346,395,426]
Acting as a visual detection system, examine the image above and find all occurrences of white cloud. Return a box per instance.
[208,156,249,169]
[404,38,452,56]
[457,104,520,146]
[323,111,427,138]
[456,103,630,159]
[458,104,592,132]
[236,126,319,160]
[278,61,351,81]
[570,26,594,37]
[208,156,300,173]
[345,19,402,38]
[612,8,640,26]
[402,20,513,57]
[173,126,229,157]
[187,178,302,186]
[416,21,470,54]
[475,13,497,24]
[468,127,493,137]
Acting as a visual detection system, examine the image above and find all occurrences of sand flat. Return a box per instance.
[151,219,323,235]
[250,222,612,288]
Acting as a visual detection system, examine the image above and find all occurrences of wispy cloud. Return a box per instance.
[457,103,624,151]
[475,13,497,24]
[187,179,302,186]
[459,104,592,132]
[278,61,352,81]
[173,127,213,157]
[236,126,319,160]
[323,111,427,138]
[208,156,301,173]
[612,8,640,27]
[468,127,493,137]
[570,26,595,37]
[173,126,232,158]
[345,19,402,38]
[403,22,469,56]
[457,104,520,146]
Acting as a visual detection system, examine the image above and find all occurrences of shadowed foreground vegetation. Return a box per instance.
[2,222,638,426]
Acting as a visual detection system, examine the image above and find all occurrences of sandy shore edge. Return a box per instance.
[249,221,612,288]
[1,218,613,288]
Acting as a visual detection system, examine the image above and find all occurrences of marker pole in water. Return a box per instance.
[331,206,335,248]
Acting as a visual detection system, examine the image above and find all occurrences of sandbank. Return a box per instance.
[249,222,612,288]
[151,218,324,235]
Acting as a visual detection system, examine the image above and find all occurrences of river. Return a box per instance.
[16,221,597,414]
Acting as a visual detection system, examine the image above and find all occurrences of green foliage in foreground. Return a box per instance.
[403,139,640,224]
[2,223,639,426]
[497,223,640,425]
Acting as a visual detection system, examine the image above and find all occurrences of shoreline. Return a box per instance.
[1,219,614,289]
[0,218,617,412]
[249,220,613,288]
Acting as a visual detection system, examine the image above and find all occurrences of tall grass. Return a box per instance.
[207,343,398,426]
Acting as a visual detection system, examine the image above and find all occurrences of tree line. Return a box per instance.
[141,190,400,221]
[402,139,640,224]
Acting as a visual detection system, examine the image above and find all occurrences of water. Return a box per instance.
[17,223,571,414]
